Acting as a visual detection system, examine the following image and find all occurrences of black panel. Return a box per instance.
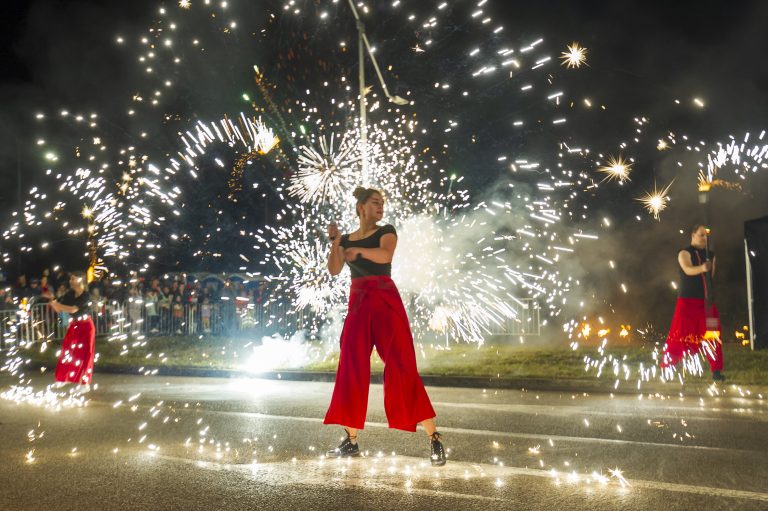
[745,216,768,349]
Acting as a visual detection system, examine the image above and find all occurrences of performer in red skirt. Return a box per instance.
[323,187,446,466]
[43,271,95,393]
[661,225,725,382]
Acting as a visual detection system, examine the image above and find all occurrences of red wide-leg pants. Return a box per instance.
[55,317,96,384]
[324,275,436,432]
[661,297,723,372]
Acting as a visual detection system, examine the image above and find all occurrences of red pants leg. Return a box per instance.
[55,318,96,384]
[370,279,435,432]
[700,339,724,372]
[700,302,724,372]
[661,298,702,367]
[323,282,374,430]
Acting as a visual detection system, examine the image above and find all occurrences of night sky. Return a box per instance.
[1,0,767,329]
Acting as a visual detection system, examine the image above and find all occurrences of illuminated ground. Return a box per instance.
[1,373,767,510]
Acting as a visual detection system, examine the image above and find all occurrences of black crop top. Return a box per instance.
[340,224,397,279]
[59,289,92,317]
[678,246,713,299]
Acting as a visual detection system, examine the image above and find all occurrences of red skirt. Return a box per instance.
[55,317,96,384]
[324,276,436,431]
[661,297,723,372]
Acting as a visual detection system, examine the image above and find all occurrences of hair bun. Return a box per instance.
[352,187,368,201]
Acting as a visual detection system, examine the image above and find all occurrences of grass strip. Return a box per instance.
[13,336,768,386]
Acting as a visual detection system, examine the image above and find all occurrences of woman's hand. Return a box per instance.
[328,222,341,246]
[701,260,713,273]
[344,248,363,262]
[327,222,346,276]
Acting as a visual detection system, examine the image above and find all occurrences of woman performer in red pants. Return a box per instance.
[661,224,725,382]
[323,187,446,466]
[43,271,95,393]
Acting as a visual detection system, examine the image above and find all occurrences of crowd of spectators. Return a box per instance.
[2,269,273,336]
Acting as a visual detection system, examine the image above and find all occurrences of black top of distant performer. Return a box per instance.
[678,245,714,300]
[59,289,92,316]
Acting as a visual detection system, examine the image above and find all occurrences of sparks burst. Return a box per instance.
[636,181,673,220]
[288,133,360,204]
[598,155,632,184]
[560,42,588,69]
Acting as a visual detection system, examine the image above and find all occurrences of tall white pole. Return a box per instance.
[357,20,368,186]
[745,238,756,350]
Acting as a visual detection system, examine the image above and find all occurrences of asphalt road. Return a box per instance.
[1,372,767,510]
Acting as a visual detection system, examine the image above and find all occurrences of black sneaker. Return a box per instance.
[712,371,726,382]
[326,433,360,458]
[430,432,447,467]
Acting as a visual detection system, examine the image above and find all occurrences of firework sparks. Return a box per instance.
[636,181,673,219]
[560,42,588,69]
[697,166,743,193]
[598,155,632,184]
[251,117,280,155]
[288,133,360,204]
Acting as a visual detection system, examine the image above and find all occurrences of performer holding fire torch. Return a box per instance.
[323,187,446,466]
[42,271,96,393]
[661,224,725,382]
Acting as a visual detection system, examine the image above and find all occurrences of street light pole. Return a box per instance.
[356,17,368,186]
[346,0,410,186]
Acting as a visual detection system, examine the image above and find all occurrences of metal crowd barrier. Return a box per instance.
[0,300,318,349]
[105,299,318,341]
[0,296,540,350]
[487,298,541,337]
